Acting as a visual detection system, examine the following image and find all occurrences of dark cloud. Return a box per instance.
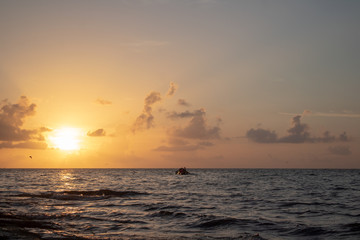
[0,96,50,149]
[246,128,278,143]
[166,82,177,97]
[95,98,112,105]
[0,96,45,141]
[0,96,36,141]
[328,145,352,156]
[314,131,349,143]
[132,91,162,132]
[167,110,199,119]
[178,99,191,107]
[246,115,349,144]
[278,115,310,143]
[339,132,348,142]
[87,128,106,137]
[172,108,221,140]
[315,131,335,143]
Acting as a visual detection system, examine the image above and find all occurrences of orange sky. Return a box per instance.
[1,1,359,168]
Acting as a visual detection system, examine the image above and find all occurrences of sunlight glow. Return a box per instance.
[49,127,81,151]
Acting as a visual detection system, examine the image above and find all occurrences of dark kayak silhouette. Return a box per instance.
[175,167,189,175]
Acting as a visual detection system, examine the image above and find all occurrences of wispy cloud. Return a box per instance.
[132,82,222,152]
[279,110,360,118]
[132,91,162,133]
[166,82,177,97]
[87,129,106,137]
[167,109,200,119]
[178,99,191,107]
[95,98,112,105]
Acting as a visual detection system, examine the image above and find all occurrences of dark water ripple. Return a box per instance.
[0,168,360,239]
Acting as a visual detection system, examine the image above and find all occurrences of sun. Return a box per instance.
[49,127,81,151]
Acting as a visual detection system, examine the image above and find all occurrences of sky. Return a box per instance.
[0,0,359,168]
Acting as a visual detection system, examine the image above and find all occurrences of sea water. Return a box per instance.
[0,169,359,239]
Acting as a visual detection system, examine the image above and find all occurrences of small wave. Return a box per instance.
[149,210,186,218]
[63,189,145,197]
[342,222,360,232]
[192,217,248,229]
[0,212,60,230]
[287,225,331,236]
[278,201,330,208]
[144,203,183,212]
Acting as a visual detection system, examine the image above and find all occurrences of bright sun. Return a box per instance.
[49,127,81,151]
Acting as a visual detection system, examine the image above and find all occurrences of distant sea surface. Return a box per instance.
[1,169,360,240]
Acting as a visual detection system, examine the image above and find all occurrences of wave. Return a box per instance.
[191,217,258,229]
[278,201,332,208]
[287,225,333,237]
[16,189,147,201]
[195,217,241,228]
[342,222,360,232]
[0,212,60,230]
[149,210,187,218]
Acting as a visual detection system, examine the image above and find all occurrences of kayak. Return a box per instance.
[175,168,189,175]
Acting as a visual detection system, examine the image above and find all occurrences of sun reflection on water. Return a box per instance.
[59,170,77,190]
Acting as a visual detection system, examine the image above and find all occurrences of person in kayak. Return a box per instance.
[175,167,189,175]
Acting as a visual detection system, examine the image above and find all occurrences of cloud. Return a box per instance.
[178,99,191,107]
[132,91,162,132]
[171,108,221,140]
[166,82,177,97]
[95,98,112,105]
[0,141,47,149]
[0,96,36,131]
[246,115,349,144]
[339,132,348,142]
[278,115,310,143]
[328,145,352,156]
[0,96,42,141]
[302,109,312,116]
[87,128,106,137]
[167,110,199,119]
[246,128,278,143]
[0,96,50,149]
[315,131,336,143]
[153,139,214,152]
[280,111,360,118]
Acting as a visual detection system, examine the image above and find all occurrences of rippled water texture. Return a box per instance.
[1,169,360,239]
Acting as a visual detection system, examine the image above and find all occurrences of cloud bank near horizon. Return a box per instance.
[246,115,349,144]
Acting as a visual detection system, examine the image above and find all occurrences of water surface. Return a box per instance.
[1,169,359,239]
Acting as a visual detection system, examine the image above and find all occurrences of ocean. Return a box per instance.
[0,169,359,240]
